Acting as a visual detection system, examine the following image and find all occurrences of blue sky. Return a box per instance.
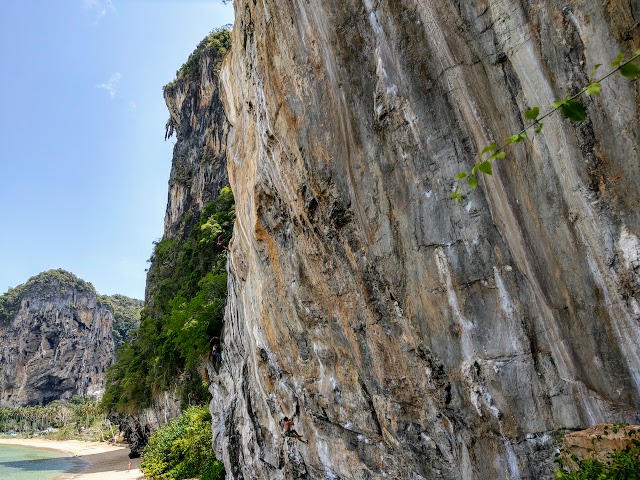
[0,1,235,300]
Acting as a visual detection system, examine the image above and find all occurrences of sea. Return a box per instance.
[0,444,76,480]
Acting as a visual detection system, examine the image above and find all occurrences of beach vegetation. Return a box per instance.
[140,405,224,480]
[0,397,117,441]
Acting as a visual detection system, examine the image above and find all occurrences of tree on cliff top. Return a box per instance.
[0,269,142,349]
[164,27,231,91]
[0,269,95,324]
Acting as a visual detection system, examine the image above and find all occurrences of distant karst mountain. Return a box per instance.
[0,269,142,406]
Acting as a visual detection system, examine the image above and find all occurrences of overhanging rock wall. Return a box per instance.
[212,1,640,478]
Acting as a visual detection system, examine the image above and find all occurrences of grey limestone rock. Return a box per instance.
[211,1,640,479]
[0,269,139,406]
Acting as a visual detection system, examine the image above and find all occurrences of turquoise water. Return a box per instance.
[0,444,75,480]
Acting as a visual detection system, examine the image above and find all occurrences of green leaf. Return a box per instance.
[508,133,527,144]
[490,151,506,160]
[560,99,587,122]
[610,52,625,67]
[478,161,492,175]
[467,176,478,190]
[524,107,540,120]
[553,100,566,109]
[450,191,459,199]
[589,64,601,82]
[471,163,480,176]
[620,61,640,78]
[535,122,544,133]
[585,82,602,95]
[481,143,497,155]
[455,172,468,179]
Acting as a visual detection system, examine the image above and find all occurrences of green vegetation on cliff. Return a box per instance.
[555,426,640,479]
[0,269,97,324]
[164,28,231,91]
[98,294,143,351]
[140,405,224,480]
[102,187,235,414]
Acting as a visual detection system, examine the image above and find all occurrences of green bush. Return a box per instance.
[102,187,235,414]
[555,425,640,479]
[164,28,231,92]
[140,405,224,480]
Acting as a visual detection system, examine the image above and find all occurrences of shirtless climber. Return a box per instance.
[283,415,308,443]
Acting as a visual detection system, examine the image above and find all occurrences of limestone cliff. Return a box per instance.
[163,31,231,240]
[110,391,182,456]
[0,269,141,406]
[212,1,640,479]
[114,31,232,455]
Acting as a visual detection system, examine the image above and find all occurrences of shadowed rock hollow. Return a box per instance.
[211,1,640,479]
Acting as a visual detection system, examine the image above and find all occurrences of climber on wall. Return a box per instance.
[283,415,308,443]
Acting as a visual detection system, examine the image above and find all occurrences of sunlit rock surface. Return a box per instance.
[211,1,640,479]
[560,423,640,469]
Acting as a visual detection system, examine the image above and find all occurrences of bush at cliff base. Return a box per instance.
[140,405,224,480]
[554,425,640,479]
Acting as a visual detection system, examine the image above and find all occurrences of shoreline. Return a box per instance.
[0,438,145,479]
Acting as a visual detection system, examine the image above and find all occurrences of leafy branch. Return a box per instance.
[451,49,640,202]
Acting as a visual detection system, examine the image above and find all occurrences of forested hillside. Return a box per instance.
[102,187,234,414]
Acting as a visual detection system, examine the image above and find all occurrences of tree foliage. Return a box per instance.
[140,405,225,480]
[101,187,235,414]
[554,425,640,479]
[164,28,232,90]
[0,397,116,441]
[98,294,143,350]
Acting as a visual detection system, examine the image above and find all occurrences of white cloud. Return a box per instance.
[128,100,137,111]
[96,72,122,99]
[83,0,116,23]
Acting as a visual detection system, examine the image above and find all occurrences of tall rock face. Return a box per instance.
[163,36,231,240]
[212,1,640,479]
[0,270,141,406]
[115,33,231,455]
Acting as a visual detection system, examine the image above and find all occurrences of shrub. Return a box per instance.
[102,187,235,414]
[555,425,640,479]
[164,27,232,92]
[140,405,224,480]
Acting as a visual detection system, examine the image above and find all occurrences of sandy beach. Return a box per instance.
[0,438,145,480]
